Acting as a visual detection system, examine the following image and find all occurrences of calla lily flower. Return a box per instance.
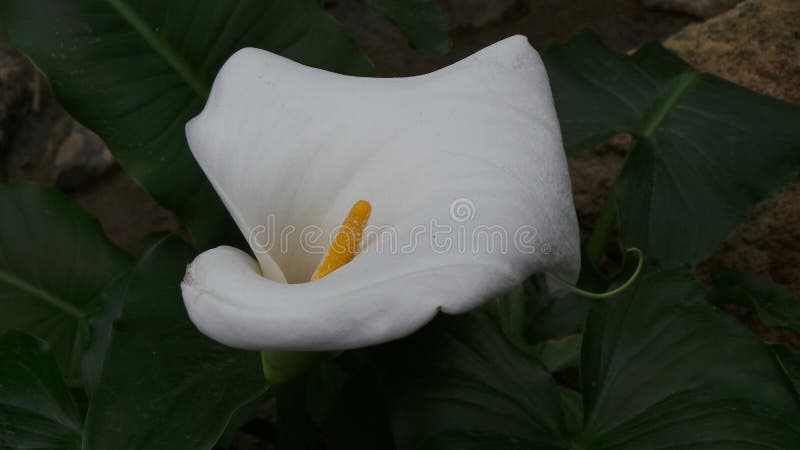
[181,35,580,351]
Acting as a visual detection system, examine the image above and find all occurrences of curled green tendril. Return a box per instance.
[558,248,643,299]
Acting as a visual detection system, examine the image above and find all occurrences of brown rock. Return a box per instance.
[642,0,743,18]
[664,0,800,103]
[0,34,68,185]
[54,122,114,189]
[72,167,184,255]
[0,34,37,137]
[697,184,800,301]
[0,34,115,188]
[0,90,72,186]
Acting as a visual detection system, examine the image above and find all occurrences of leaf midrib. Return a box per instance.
[104,0,209,99]
[639,71,700,137]
[0,269,85,321]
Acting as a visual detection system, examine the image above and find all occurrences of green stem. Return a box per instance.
[555,248,643,299]
[261,350,337,384]
[640,71,700,137]
[586,195,618,267]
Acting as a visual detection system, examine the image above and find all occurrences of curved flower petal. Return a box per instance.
[182,35,580,351]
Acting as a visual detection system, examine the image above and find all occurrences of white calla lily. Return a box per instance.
[181,35,580,351]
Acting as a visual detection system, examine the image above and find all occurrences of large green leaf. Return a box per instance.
[388,310,570,450]
[579,270,800,449]
[710,269,800,334]
[360,0,451,54]
[0,183,131,381]
[544,32,800,267]
[389,270,800,449]
[82,235,267,450]
[0,331,82,450]
[0,0,374,248]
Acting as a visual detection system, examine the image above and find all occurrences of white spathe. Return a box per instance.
[182,35,580,351]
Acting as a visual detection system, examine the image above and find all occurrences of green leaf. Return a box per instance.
[388,310,569,450]
[0,0,374,248]
[521,243,611,343]
[578,270,800,449]
[773,345,800,396]
[544,32,800,267]
[80,269,130,396]
[216,391,271,449]
[523,265,601,342]
[360,0,451,54]
[710,269,800,334]
[276,353,395,450]
[488,287,538,351]
[0,331,82,450]
[559,387,583,437]
[305,362,349,426]
[82,235,267,450]
[488,285,582,373]
[488,269,596,348]
[0,183,131,381]
[537,334,581,373]
[316,360,396,450]
[275,377,320,450]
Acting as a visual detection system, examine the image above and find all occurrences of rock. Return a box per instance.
[0,75,115,189]
[0,34,56,183]
[642,0,743,18]
[72,168,185,255]
[664,0,800,103]
[0,90,73,186]
[1,32,115,188]
[0,35,37,139]
[54,122,114,189]
[697,184,800,302]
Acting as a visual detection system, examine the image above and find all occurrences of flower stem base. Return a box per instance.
[260,350,337,384]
